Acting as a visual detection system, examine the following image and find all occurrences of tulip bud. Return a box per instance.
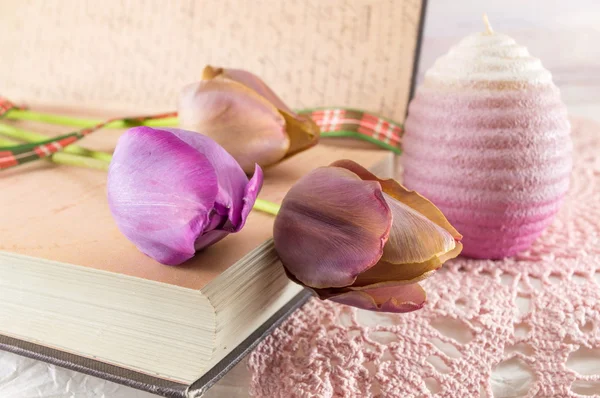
[273,160,462,313]
[178,66,320,174]
[107,126,263,265]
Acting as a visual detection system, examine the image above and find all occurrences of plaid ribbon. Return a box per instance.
[0,111,177,170]
[0,102,402,170]
[304,108,402,149]
[0,97,24,117]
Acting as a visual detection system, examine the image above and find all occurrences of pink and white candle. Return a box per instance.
[402,15,572,259]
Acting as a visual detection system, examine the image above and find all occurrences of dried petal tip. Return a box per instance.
[202,65,223,80]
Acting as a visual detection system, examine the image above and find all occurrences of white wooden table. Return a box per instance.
[1,1,599,396]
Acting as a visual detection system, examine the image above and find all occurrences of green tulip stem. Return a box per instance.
[48,153,111,171]
[0,134,109,170]
[0,136,17,146]
[0,123,114,162]
[4,109,179,129]
[4,109,102,128]
[252,198,280,216]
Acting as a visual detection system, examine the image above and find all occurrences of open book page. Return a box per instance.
[0,0,424,121]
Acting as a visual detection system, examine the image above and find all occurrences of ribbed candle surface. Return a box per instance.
[403,29,572,259]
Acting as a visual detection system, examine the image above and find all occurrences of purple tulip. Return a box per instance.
[273,160,462,313]
[107,126,263,265]
[178,66,320,174]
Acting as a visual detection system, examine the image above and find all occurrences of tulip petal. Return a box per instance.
[194,230,229,251]
[238,164,264,232]
[274,166,391,289]
[158,128,259,231]
[381,192,456,264]
[346,242,462,290]
[438,241,463,263]
[331,159,462,240]
[328,284,426,313]
[179,78,289,173]
[351,234,462,288]
[353,257,442,287]
[203,66,294,114]
[203,66,320,160]
[108,127,219,265]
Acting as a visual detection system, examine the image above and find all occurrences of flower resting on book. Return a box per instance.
[273,160,463,313]
[107,126,263,265]
[178,65,320,174]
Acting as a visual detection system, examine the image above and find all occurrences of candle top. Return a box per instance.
[482,13,494,35]
[422,16,553,90]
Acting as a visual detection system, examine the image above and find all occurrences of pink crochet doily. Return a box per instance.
[248,118,600,398]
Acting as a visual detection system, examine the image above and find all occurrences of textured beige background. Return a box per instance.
[0,0,423,121]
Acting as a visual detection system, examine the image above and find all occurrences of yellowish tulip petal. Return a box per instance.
[178,77,289,173]
[330,159,462,240]
[383,186,462,240]
[352,240,462,288]
[353,256,442,287]
[437,241,463,263]
[381,192,456,264]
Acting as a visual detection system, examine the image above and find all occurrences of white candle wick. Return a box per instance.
[482,13,494,35]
